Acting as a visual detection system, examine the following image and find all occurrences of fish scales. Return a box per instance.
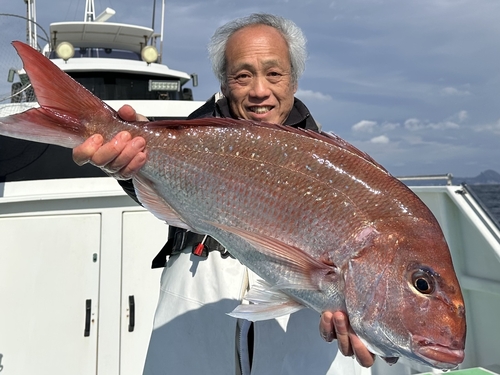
[143,123,418,262]
[144,125,373,256]
[0,41,466,370]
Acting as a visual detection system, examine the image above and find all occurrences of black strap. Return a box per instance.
[151,238,172,269]
[151,227,228,268]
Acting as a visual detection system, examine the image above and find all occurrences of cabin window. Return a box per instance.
[68,72,183,101]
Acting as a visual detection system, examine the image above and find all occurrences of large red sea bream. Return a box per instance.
[0,42,466,369]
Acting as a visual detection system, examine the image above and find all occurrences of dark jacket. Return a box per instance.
[118,95,319,267]
[187,94,319,130]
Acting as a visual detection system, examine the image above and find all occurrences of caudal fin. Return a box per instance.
[0,41,120,148]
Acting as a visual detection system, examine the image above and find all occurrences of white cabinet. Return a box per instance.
[0,178,166,375]
[120,212,167,375]
[0,214,100,374]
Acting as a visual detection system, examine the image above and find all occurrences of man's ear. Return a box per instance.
[221,84,228,97]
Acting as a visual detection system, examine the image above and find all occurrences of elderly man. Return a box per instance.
[74,13,374,375]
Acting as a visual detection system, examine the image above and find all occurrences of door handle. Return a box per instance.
[84,299,91,337]
[128,295,135,332]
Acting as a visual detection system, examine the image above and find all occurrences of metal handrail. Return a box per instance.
[397,173,454,186]
[461,183,500,234]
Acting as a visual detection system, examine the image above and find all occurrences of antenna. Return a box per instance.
[151,0,156,31]
[160,0,165,63]
[24,0,38,48]
[84,0,95,22]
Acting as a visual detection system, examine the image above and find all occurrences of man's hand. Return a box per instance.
[72,105,148,179]
[320,311,375,367]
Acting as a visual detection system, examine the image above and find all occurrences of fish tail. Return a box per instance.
[0,41,120,148]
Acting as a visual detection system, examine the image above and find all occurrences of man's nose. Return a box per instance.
[249,76,271,98]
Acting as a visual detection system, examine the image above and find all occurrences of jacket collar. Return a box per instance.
[215,97,318,130]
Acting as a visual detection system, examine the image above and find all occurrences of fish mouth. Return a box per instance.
[414,338,464,369]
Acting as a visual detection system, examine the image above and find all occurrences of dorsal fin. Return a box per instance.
[142,117,389,173]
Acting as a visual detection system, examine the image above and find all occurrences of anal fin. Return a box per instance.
[228,280,304,321]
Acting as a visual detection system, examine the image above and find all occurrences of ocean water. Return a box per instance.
[467,184,500,225]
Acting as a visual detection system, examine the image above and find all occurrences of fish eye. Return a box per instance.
[412,270,435,294]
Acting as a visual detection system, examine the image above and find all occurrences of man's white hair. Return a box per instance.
[207,13,307,86]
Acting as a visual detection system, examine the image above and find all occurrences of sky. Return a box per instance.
[1,0,499,179]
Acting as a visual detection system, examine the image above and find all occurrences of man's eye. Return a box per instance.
[267,72,283,82]
[233,74,251,84]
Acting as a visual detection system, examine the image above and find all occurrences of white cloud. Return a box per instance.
[404,118,425,131]
[295,89,332,101]
[352,120,377,133]
[440,87,471,96]
[457,110,468,122]
[432,121,460,130]
[381,122,400,131]
[404,118,460,131]
[403,135,424,145]
[370,135,390,144]
[475,119,500,135]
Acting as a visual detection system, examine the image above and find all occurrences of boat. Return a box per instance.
[1,2,499,375]
[0,0,203,182]
[0,1,204,374]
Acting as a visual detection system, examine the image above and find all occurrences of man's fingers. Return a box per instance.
[319,311,335,342]
[100,135,146,174]
[117,105,138,122]
[114,151,147,180]
[320,311,376,367]
[332,312,354,357]
[73,105,147,174]
[118,104,148,121]
[72,131,146,180]
[90,131,132,168]
[73,134,103,166]
[349,330,376,367]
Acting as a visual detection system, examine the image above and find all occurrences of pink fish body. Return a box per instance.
[0,42,466,369]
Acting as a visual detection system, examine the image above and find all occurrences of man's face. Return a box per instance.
[222,25,297,125]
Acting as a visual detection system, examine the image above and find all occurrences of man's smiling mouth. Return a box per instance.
[249,106,273,114]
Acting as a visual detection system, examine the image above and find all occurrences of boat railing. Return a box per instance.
[397,173,454,185]
[459,183,500,238]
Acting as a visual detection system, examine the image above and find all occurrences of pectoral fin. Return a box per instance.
[210,222,341,291]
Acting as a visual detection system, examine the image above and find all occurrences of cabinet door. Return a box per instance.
[0,214,100,375]
[120,211,166,375]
